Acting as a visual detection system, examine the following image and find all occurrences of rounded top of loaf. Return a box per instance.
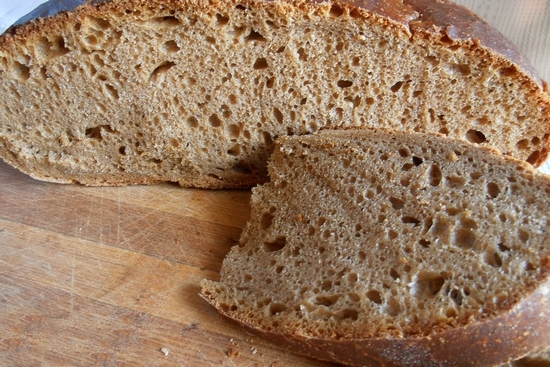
[2,0,545,87]
[347,0,544,87]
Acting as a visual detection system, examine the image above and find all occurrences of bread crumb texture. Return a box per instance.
[201,129,550,360]
[0,0,549,187]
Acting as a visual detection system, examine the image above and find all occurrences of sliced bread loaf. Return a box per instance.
[201,128,550,366]
[1,0,549,187]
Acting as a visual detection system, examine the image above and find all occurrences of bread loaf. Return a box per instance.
[201,128,550,366]
[1,0,549,188]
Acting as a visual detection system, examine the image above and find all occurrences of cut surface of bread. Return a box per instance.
[201,129,550,366]
[1,0,549,188]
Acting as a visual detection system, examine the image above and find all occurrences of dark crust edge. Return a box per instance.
[200,249,550,367]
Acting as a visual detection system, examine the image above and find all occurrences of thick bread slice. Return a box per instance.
[201,129,550,366]
[0,0,549,188]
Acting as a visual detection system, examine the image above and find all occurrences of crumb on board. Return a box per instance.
[160,347,170,356]
[226,348,240,358]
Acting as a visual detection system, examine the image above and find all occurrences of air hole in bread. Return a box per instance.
[315,294,340,307]
[36,35,71,61]
[253,57,268,70]
[428,164,442,186]
[466,129,487,144]
[186,116,199,128]
[270,303,287,315]
[232,161,254,174]
[449,63,471,76]
[215,13,229,26]
[484,247,503,268]
[337,80,353,88]
[413,273,446,298]
[227,124,241,138]
[329,4,344,17]
[498,243,510,252]
[321,280,333,291]
[10,61,30,81]
[470,171,482,180]
[347,273,358,286]
[419,239,430,248]
[84,35,99,46]
[261,212,274,230]
[337,309,359,321]
[402,216,420,227]
[390,268,400,280]
[389,197,404,210]
[385,296,401,316]
[401,163,414,171]
[526,150,541,165]
[449,288,463,305]
[390,81,404,93]
[149,62,176,85]
[445,175,465,188]
[209,113,222,127]
[162,40,180,54]
[118,146,126,155]
[227,144,241,156]
[102,83,119,100]
[273,107,284,124]
[398,148,410,158]
[518,228,529,244]
[412,156,423,166]
[486,182,501,198]
[452,228,477,249]
[85,125,112,140]
[365,290,382,304]
[149,16,181,28]
[231,26,246,39]
[264,236,286,252]
[262,131,274,146]
[245,29,266,42]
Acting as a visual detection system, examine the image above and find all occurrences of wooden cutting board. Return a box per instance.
[0,160,340,366]
[1,2,550,366]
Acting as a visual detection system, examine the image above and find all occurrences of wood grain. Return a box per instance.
[1,2,550,366]
[0,160,339,367]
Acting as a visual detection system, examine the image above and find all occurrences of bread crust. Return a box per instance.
[202,276,550,366]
